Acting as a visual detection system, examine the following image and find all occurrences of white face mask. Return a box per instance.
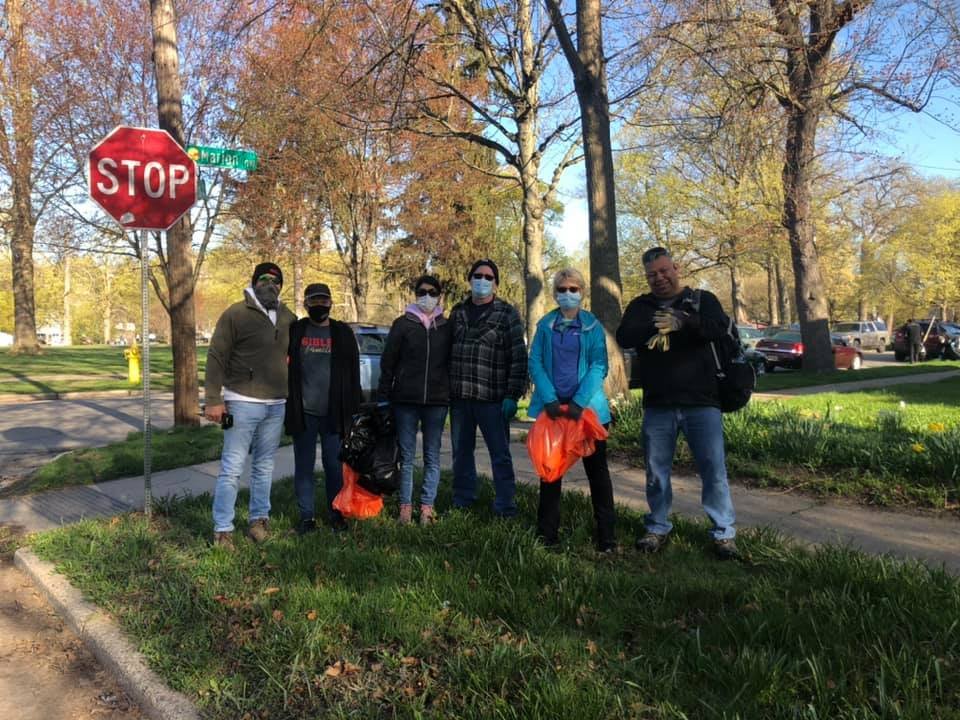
[416,294,439,313]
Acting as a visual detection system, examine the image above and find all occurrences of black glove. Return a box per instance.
[544,401,563,419]
[566,401,584,420]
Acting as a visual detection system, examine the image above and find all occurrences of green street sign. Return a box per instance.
[186,145,258,171]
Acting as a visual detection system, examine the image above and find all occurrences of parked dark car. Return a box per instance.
[893,321,960,361]
[756,331,862,372]
[347,323,391,402]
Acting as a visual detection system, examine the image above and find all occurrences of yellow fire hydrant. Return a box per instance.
[123,344,142,384]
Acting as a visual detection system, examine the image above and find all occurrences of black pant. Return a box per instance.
[536,438,615,549]
[910,342,922,363]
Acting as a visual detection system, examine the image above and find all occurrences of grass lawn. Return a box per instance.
[613,378,960,508]
[0,345,207,395]
[30,478,960,719]
[756,360,960,392]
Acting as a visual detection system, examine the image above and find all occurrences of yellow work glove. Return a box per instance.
[653,309,685,333]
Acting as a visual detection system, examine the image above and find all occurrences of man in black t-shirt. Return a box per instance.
[285,283,362,533]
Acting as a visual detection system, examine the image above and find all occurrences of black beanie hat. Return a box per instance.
[252,262,283,288]
[467,258,499,285]
[413,274,442,293]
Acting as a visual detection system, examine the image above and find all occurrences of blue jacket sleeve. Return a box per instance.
[573,324,608,408]
[528,323,558,403]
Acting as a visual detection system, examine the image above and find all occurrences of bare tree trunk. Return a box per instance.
[729,261,748,324]
[546,0,626,398]
[7,0,38,354]
[150,0,199,425]
[62,254,72,345]
[782,107,832,371]
[517,0,546,345]
[774,255,790,325]
[766,257,779,325]
[101,265,114,343]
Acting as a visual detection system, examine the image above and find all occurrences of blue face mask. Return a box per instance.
[471,278,494,298]
[556,292,581,310]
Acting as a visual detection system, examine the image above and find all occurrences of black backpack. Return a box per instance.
[692,291,756,413]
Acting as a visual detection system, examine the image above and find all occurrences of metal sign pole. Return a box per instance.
[140,229,153,519]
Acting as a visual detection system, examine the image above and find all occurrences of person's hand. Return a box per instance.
[501,398,518,421]
[544,401,562,419]
[566,401,584,420]
[204,403,226,423]
[654,309,686,333]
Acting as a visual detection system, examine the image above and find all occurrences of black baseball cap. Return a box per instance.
[304,283,332,299]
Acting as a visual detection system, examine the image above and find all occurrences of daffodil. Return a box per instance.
[927,422,945,433]
[911,442,926,454]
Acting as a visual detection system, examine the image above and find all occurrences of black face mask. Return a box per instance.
[307,305,330,323]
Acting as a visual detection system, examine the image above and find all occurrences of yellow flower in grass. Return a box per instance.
[928,422,946,433]
[911,442,926,454]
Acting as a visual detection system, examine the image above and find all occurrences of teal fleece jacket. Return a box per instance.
[527,308,611,424]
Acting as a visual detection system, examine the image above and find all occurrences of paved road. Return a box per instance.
[0,395,176,458]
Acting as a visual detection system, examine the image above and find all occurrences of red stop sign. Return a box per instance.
[88,126,197,231]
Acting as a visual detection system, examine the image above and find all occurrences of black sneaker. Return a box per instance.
[714,538,739,560]
[330,516,349,533]
[635,533,668,553]
[296,518,316,536]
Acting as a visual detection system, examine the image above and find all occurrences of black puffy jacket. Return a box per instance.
[377,311,452,406]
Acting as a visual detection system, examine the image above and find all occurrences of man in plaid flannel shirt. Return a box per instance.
[449,259,528,517]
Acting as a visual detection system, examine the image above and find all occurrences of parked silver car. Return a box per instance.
[830,321,887,352]
[348,323,391,402]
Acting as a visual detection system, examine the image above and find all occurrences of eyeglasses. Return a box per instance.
[472,273,495,281]
[556,286,580,293]
[642,247,671,264]
[416,288,440,298]
[257,274,281,285]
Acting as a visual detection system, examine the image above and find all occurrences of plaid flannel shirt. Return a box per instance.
[449,297,528,402]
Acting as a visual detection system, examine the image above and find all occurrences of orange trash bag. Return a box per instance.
[332,463,384,519]
[526,406,609,483]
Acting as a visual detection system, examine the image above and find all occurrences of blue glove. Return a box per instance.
[501,398,518,420]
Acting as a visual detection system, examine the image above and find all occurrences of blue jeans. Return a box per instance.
[292,414,343,523]
[394,403,448,507]
[212,401,285,532]
[641,406,736,540]
[450,399,517,517]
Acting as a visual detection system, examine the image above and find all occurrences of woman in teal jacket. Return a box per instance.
[528,268,615,552]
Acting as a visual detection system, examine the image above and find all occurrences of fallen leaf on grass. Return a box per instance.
[586,640,598,656]
[324,660,361,678]
[306,610,317,621]
[263,587,280,596]
[272,610,284,622]
[400,656,418,666]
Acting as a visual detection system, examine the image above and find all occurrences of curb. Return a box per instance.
[14,547,201,720]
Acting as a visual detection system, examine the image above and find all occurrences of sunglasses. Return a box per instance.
[472,273,495,281]
[416,288,440,298]
[257,274,281,285]
[556,286,580,293]
[642,247,671,264]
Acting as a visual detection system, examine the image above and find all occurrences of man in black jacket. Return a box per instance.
[906,320,924,364]
[616,247,738,559]
[285,283,362,533]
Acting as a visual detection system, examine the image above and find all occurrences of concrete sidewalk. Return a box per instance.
[755,368,960,398]
[2,432,958,573]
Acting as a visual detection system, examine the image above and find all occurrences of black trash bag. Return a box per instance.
[339,403,400,496]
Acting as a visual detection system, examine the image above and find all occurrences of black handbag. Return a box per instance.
[690,290,755,413]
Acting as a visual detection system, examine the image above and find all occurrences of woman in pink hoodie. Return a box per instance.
[377,275,453,524]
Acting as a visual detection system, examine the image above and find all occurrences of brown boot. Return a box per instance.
[398,504,413,524]
[419,505,436,526]
[213,531,235,551]
[247,518,270,543]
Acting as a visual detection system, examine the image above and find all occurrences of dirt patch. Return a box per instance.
[0,527,141,720]
[0,451,64,496]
